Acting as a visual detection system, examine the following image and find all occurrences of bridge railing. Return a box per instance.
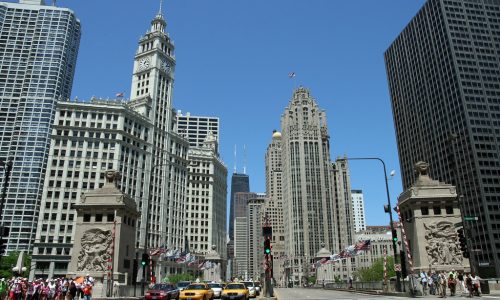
[324,281,387,291]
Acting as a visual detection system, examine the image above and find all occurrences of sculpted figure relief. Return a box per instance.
[424,221,463,265]
[77,228,112,272]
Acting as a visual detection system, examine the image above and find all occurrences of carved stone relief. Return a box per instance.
[424,221,462,265]
[77,228,112,272]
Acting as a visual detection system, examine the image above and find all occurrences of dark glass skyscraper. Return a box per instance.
[385,0,500,277]
[228,173,249,241]
[0,0,80,252]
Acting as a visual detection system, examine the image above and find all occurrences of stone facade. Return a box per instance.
[68,170,139,296]
[397,162,470,273]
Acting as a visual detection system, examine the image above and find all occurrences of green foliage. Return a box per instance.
[0,252,32,279]
[354,256,395,282]
[307,275,316,284]
[165,273,196,284]
[334,275,343,283]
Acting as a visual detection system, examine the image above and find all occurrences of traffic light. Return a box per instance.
[392,229,398,242]
[141,253,149,266]
[457,228,469,258]
[264,238,271,254]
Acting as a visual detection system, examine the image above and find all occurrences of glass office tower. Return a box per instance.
[0,0,80,252]
[385,0,500,277]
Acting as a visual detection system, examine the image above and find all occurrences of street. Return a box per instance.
[271,288,500,300]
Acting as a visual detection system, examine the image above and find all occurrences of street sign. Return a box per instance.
[454,222,463,228]
[394,264,401,272]
[464,216,478,221]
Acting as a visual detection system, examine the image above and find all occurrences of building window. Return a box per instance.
[95,214,103,222]
[421,207,429,215]
[445,206,454,214]
[433,207,442,215]
[83,214,91,222]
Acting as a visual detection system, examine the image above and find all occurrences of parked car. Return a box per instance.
[179,283,214,300]
[208,283,223,299]
[241,281,256,298]
[220,283,249,300]
[145,283,179,300]
[177,281,191,292]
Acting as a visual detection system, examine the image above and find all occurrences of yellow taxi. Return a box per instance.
[220,283,249,300]
[179,283,214,300]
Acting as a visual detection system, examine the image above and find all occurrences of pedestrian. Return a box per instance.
[447,272,456,296]
[457,271,465,295]
[420,270,428,295]
[438,271,447,298]
[471,273,481,297]
[81,285,91,300]
[428,272,435,295]
[465,273,473,297]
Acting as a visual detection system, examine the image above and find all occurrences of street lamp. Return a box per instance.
[346,157,401,292]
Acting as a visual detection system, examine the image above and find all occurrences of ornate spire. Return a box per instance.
[151,0,166,33]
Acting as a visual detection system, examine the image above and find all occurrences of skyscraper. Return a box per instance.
[129,6,189,253]
[280,87,353,285]
[351,190,366,233]
[385,0,500,277]
[0,0,80,252]
[228,173,249,240]
[264,130,285,285]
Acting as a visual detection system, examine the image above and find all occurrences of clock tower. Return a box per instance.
[129,5,189,259]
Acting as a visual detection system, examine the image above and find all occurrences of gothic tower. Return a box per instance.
[129,5,189,252]
[280,87,338,285]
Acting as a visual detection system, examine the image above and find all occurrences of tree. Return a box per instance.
[165,273,196,284]
[354,256,395,282]
[0,252,32,279]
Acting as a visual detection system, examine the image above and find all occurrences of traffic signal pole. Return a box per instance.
[262,213,273,297]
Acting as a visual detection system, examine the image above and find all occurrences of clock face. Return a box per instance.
[161,59,171,73]
[138,57,150,71]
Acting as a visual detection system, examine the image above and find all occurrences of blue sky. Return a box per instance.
[35,0,425,227]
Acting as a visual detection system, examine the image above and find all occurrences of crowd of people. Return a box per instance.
[0,275,94,300]
[419,269,482,297]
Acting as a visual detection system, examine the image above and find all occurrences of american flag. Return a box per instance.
[354,239,371,251]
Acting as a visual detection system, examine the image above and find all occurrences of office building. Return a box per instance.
[247,195,266,281]
[184,131,227,258]
[0,0,81,252]
[351,190,366,233]
[228,173,250,241]
[176,112,219,149]
[385,0,500,277]
[30,97,152,279]
[280,87,354,286]
[264,130,285,286]
[233,216,247,279]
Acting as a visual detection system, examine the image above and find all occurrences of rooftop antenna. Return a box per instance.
[233,145,237,173]
[52,0,56,6]
[243,144,247,175]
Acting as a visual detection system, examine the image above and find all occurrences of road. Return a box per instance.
[271,288,500,300]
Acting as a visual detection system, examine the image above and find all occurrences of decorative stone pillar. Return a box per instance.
[397,162,470,273]
[204,245,222,282]
[314,243,332,286]
[68,170,140,296]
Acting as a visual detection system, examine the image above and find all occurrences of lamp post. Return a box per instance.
[346,157,401,292]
